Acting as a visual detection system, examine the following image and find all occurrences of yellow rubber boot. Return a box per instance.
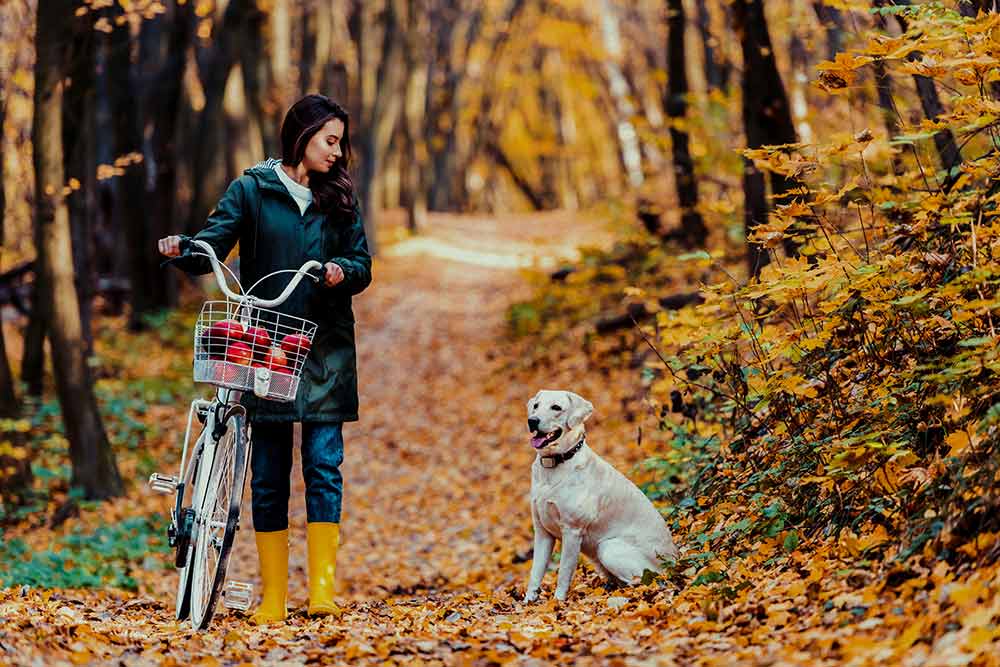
[250,529,289,624]
[306,522,341,616]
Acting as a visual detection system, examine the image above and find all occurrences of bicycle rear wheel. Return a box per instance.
[189,410,250,630]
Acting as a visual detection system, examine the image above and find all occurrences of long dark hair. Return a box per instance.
[280,95,355,219]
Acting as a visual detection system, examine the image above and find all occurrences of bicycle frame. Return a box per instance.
[172,386,241,552]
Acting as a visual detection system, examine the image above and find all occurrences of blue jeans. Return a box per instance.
[250,421,344,532]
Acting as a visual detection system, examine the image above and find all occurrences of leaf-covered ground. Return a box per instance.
[2,212,999,666]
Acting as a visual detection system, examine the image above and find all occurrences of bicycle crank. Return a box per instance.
[174,508,196,568]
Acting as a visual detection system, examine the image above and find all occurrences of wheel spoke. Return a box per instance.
[186,412,248,630]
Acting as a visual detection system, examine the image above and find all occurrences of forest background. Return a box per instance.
[1,0,999,664]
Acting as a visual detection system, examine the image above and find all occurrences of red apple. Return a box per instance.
[252,347,289,372]
[207,319,245,341]
[202,319,244,359]
[244,326,272,358]
[266,347,289,372]
[225,341,254,366]
[280,333,312,357]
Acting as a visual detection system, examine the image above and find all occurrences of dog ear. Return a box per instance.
[566,392,594,427]
[526,390,543,410]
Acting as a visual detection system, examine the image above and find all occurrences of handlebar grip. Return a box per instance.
[179,236,192,254]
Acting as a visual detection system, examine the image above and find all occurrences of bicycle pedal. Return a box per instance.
[223,581,253,612]
[148,473,180,494]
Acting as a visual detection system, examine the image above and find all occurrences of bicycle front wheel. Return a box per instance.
[189,410,250,630]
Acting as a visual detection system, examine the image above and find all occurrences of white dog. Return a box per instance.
[523,390,679,602]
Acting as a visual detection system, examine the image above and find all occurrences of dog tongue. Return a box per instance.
[531,435,547,449]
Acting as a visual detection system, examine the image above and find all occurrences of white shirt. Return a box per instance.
[273,164,313,216]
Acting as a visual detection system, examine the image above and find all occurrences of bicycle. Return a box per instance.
[150,238,323,630]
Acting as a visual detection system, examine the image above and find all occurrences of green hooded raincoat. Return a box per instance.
[175,158,372,423]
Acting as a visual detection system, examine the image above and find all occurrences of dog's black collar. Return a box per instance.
[540,437,585,469]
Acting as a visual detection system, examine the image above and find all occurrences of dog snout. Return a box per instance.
[528,417,540,432]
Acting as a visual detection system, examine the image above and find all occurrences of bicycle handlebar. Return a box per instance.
[184,238,324,308]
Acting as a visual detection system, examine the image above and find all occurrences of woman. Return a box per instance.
[158,95,372,624]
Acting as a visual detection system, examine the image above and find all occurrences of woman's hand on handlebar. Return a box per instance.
[158,235,184,257]
[323,262,345,287]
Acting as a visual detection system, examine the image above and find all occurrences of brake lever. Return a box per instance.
[159,237,195,269]
[159,249,211,270]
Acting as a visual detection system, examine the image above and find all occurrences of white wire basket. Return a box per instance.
[192,300,318,402]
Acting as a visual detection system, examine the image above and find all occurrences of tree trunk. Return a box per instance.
[21,279,46,396]
[358,0,407,250]
[187,0,257,235]
[788,4,814,143]
[34,0,123,498]
[665,0,707,248]
[260,0,294,145]
[271,0,293,110]
[301,0,336,96]
[107,3,155,331]
[871,9,904,175]
[537,50,563,209]
[732,0,800,278]
[551,51,579,210]
[142,0,194,309]
[452,0,533,211]
[0,314,18,415]
[886,1,963,186]
[958,0,998,16]
[346,1,364,122]
[873,58,904,176]
[909,71,963,185]
[0,86,19,418]
[63,9,98,349]
[597,0,643,188]
[428,5,483,211]
[743,157,770,279]
[92,39,124,315]
[400,0,430,232]
[380,126,401,209]
[812,2,845,60]
[300,0,319,96]
[323,0,352,101]
[241,4,276,159]
[694,0,730,94]
[485,140,547,209]
[958,1,1000,96]
[21,256,49,395]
